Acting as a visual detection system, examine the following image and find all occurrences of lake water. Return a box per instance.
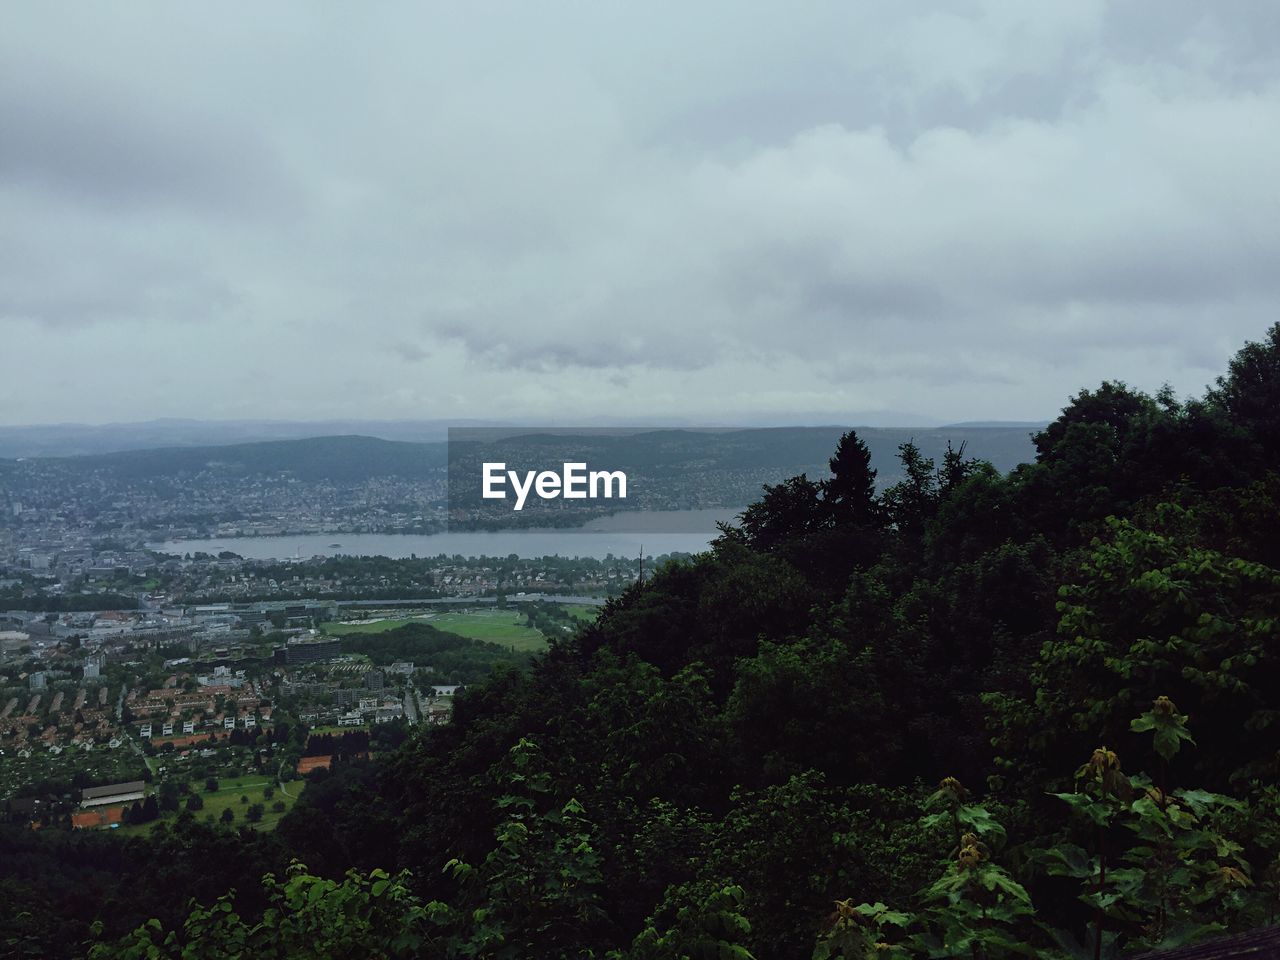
[148,509,737,560]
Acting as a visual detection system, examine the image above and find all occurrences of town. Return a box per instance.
[0,447,679,835]
[0,538,657,611]
[0,593,602,834]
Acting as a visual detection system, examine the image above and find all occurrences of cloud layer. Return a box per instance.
[3,1,1278,424]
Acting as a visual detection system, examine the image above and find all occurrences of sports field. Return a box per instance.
[323,606,598,652]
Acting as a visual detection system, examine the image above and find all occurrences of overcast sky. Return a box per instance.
[3,2,1278,427]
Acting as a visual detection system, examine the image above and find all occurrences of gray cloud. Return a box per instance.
[0,62,298,217]
[1,1,1278,425]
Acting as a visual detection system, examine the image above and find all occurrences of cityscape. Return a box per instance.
[6,2,1279,957]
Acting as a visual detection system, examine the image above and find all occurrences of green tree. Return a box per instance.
[88,863,441,960]
[825,430,879,525]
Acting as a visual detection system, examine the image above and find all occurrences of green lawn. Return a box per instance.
[192,775,296,831]
[428,610,548,650]
[323,606,599,651]
[325,609,550,652]
[119,774,297,835]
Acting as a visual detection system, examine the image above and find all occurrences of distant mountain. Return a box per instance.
[0,419,482,459]
[6,427,1038,488]
[0,412,967,458]
[942,420,1049,430]
[451,425,1038,487]
[42,435,448,482]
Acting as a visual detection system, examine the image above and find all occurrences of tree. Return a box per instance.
[220,808,235,824]
[1208,321,1280,463]
[157,781,181,813]
[825,430,879,525]
[998,508,1280,787]
[736,474,825,553]
[88,864,438,960]
[880,441,937,544]
[246,803,264,823]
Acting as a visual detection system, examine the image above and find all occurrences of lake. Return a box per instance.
[148,509,737,560]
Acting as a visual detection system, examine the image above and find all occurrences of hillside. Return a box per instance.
[30,435,449,482]
[8,426,1035,487]
[9,326,1280,959]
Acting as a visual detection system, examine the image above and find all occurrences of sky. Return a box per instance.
[3,2,1278,427]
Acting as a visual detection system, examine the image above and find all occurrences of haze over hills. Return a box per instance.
[0,415,1045,460]
[0,420,474,459]
[4,427,1040,487]
[47,436,448,483]
[0,427,1042,539]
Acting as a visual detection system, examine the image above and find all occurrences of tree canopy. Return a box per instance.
[12,324,1280,960]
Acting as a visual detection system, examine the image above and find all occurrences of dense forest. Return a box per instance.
[6,325,1280,958]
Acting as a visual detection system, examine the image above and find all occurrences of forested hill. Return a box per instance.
[5,424,1037,486]
[31,434,450,482]
[452,425,1039,483]
[8,325,1280,959]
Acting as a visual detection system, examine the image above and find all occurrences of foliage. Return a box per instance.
[86,862,442,960]
[15,324,1280,959]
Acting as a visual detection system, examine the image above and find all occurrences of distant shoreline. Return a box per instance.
[146,510,737,561]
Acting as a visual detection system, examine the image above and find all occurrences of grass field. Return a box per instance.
[191,775,297,831]
[324,609,539,651]
[117,774,297,836]
[323,606,601,652]
[428,610,548,650]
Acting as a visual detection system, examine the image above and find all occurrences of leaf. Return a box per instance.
[1052,791,1114,827]
[1037,844,1095,880]
[1173,788,1242,817]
